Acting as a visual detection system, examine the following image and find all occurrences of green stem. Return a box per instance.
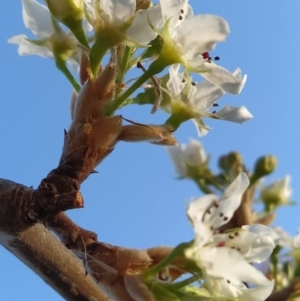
[115,46,132,96]
[90,42,108,76]
[171,276,197,289]
[106,58,168,116]
[142,242,191,280]
[106,69,153,115]
[54,56,80,92]
[64,18,90,49]
[195,178,212,194]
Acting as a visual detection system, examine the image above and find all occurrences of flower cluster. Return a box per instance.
[185,173,277,300]
[10,0,250,135]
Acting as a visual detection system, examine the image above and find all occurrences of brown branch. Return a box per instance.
[0,53,179,301]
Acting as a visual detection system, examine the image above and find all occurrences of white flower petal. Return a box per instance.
[190,80,225,110]
[175,15,229,61]
[8,35,53,58]
[160,0,192,34]
[200,247,271,286]
[22,0,53,38]
[187,194,218,247]
[214,224,280,263]
[200,64,247,95]
[211,278,274,301]
[166,139,207,178]
[214,105,253,123]
[100,0,136,24]
[182,139,207,165]
[192,119,211,137]
[127,4,162,44]
[167,64,185,96]
[166,145,187,177]
[208,172,249,228]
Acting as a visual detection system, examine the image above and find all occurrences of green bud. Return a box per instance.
[218,152,243,173]
[253,155,277,177]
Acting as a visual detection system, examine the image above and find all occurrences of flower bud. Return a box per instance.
[218,152,243,173]
[253,155,277,178]
[261,176,292,210]
[46,0,83,22]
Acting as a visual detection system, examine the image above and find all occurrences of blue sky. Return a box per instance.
[1,1,300,300]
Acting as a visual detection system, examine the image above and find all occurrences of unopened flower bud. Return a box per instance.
[218,152,243,173]
[253,155,277,178]
[46,0,83,22]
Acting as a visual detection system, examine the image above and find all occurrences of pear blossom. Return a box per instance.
[8,0,90,68]
[85,0,163,73]
[84,0,162,45]
[166,64,252,135]
[167,139,207,178]
[185,173,274,300]
[261,176,292,209]
[153,0,247,95]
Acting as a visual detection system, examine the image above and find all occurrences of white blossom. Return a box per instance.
[185,173,274,300]
[156,0,247,95]
[261,175,292,207]
[84,0,162,46]
[167,139,207,178]
[8,0,89,70]
[167,64,252,136]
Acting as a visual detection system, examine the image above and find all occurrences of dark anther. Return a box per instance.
[180,9,184,13]
[179,16,183,20]
[213,103,219,107]
[214,56,220,60]
[212,111,216,114]
[191,81,196,86]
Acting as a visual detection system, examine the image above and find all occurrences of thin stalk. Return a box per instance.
[105,69,153,115]
[142,242,191,280]
[55,56,80,92]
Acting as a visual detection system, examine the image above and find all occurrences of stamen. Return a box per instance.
[179,15,183,20]
[214,56,220,60]
[202,52,210,59]
[223,216,229,221]
[213,103,219,107]
[213,202,219,208]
